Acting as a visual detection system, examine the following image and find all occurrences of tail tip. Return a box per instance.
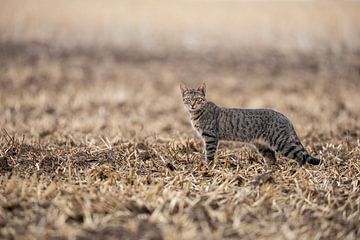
[307,156,320,165]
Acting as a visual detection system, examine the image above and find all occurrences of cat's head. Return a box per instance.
[180,83,207,111]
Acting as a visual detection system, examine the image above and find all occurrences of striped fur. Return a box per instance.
[180,83,320,166]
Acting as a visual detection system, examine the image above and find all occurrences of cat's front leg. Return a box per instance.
[202,132,219,163]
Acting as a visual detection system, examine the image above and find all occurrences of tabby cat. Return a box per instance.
[180,83,320,166]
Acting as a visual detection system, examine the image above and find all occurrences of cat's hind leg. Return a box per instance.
[253,140,277,165]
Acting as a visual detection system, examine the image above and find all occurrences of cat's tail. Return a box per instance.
[292,150,320,166]
[279,141,320,166]
[303,152,320,165]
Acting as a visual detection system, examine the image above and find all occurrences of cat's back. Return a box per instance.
[221,107,288,122]
[218,107,294,141]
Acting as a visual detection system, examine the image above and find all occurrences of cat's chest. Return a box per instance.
[190,120,203,137]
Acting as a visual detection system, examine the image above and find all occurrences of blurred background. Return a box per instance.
[0,0,359,138]
[1,0,359,71]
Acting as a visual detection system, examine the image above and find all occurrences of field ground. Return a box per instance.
[1,1,360,240]
[1,45,359,239]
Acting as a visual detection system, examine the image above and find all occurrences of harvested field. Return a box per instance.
[1,1,360,240]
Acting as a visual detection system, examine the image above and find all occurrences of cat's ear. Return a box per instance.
[198,82,206,95]
[180,83,188,96]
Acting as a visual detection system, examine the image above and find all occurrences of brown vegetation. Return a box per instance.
[0,1,360,239]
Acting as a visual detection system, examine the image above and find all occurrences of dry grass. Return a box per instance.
[1,1,360,240]
[1,48,359,239]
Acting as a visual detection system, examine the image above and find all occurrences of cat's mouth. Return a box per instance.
[186,103,201,111]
